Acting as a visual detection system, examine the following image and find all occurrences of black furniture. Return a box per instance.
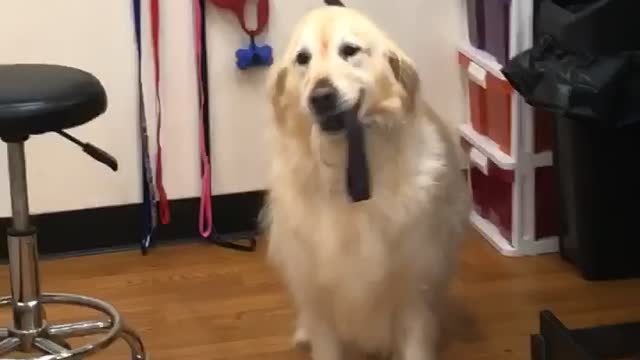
[531,310,640,359]
[0,64,146,359]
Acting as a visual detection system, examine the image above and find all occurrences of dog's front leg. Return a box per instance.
[308,316,342,360]
[293,310,311,349]
[398,303,438,360]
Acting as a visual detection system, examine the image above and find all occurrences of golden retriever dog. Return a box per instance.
[262,6,470,360]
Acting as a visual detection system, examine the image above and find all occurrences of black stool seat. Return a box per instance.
[0,64,107,141]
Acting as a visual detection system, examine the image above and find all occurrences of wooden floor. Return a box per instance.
[1,229,640,359]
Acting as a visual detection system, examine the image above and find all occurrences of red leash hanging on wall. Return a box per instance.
[193,0,213,238]
[150,0,171,226]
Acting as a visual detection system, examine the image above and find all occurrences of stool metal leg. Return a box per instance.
[1,141,148,359]
[6,142,44,351]
[33,337,71,356]
[0,337,21,355]
[7,142,32,231]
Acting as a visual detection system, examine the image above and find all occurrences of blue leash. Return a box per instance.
[133,0,158,255]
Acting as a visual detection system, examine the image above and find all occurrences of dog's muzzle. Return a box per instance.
[309,78,348,132]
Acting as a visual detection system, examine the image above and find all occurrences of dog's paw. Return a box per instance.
[292,326,311,350]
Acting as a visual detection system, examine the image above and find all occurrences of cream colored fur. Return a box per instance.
[262,6,470,360]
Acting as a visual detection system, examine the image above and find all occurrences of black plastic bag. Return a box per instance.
[502,0,640,127]
[502,37,640,127]
[537,0,640,56]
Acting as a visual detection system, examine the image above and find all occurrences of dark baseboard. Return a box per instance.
[0,191,265,259]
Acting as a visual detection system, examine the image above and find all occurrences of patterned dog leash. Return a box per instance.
[133,0,158,255]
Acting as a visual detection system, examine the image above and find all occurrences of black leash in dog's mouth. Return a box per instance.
[321,0,369,203]
[344,92,371,203]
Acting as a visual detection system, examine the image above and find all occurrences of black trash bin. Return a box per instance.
[504,0,640,280]
[553,117,640,280]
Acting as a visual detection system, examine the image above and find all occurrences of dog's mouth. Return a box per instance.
[315,92,364,134]
[318,111,350,133]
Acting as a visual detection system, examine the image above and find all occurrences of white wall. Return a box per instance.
[0,0,465,217]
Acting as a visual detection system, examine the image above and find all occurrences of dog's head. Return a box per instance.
[268,7,419,135]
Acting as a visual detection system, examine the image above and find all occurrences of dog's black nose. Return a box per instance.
[309,78,338,115]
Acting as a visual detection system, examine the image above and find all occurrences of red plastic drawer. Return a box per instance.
[459,53,513,155]
[469,148,559,243]
[468,148,514,242]
[486,75,512,155]
[468,81,489,135]
[485,161,514,243]
[470,167,489,217]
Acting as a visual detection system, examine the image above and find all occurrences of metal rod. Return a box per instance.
[7,142,31,231]
[7,233,44,338]
[48,320,111,338]
[0,337,21,355]
[56,130,84,148]
[6,142,44,342]
[34,337,71,355]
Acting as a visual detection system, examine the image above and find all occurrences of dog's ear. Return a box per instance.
[387,51,419,112]
[267,65,288,107]
[266,64,291,128]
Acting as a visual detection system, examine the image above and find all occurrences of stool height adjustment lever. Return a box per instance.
[56,131,119,172]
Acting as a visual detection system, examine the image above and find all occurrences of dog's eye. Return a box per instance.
[339,44,361,59]
[295,51,311,66]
